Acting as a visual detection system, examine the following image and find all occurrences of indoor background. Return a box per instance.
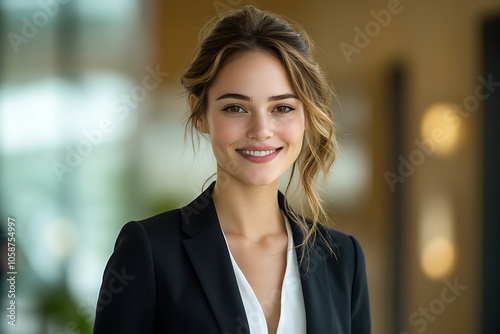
[1,0,499,333]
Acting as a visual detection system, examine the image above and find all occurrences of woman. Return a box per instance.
[94,6,370,334]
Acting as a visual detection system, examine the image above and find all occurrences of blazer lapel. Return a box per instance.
[294,231,334,333]
[180,182,249,334]
[279,191,334,333]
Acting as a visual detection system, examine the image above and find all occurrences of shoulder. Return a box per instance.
[322,225,364,258]
[114,208,184,253]
[138,208,183,234]
[313,224,367,276]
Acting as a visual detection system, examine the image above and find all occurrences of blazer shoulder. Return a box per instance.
[315,225,367,269]
[137,208,182,229]
[127,208,185,246]
[330,227,364,252]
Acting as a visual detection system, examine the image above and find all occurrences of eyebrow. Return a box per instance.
[215,93,298,102]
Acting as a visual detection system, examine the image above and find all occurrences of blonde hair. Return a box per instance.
[180,6,337,256]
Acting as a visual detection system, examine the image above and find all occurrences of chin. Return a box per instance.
[239,172,282,187]
[217,163,286,188]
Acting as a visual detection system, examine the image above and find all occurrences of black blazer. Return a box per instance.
[93,182,370,333]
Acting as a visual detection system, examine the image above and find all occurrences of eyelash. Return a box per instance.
[222,104,245,114]
[222,104,295,114]
[273,104,295,114]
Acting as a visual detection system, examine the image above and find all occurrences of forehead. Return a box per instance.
[208,51,295,99]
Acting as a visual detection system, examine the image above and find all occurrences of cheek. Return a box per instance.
[208,116,242,148]
[279,117,305,147]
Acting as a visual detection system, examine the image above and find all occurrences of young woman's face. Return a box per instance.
[202,50,305,187]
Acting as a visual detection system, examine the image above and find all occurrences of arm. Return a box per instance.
[93,221,156,334]
[349,236,371,334]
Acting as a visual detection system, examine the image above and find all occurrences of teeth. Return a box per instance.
[241,149,277,157]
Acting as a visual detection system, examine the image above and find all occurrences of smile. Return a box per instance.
[239,149,277,157]
[236,147,282,163]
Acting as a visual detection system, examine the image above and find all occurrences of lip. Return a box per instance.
[236,146,282,163]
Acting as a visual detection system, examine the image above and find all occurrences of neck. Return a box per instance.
[212,172,285,241]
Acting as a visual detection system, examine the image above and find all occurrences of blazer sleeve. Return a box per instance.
[349,235,371,334]
[93,221,156,334]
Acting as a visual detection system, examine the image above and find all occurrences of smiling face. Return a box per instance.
[198,50,305,187]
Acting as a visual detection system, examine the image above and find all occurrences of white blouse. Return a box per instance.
[223,215,307,334]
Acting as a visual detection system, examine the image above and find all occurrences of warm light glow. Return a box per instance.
[420,103,462,156]
[419,194,456,280]
[421,236,455,279]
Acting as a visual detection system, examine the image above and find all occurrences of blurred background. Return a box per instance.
[0,0,499,333]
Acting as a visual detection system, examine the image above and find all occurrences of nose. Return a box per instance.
[247,112,273,140]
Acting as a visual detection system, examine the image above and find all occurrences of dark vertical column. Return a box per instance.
[482,15,500,334]
[389,65,405,332]
[55,1,79,209]
[57,1,79,80]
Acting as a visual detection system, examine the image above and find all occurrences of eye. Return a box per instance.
[273,104,295,114]
[222,105,245,113]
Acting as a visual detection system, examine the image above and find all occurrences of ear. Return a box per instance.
[189,94,208,133]
[189,94,198,112]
